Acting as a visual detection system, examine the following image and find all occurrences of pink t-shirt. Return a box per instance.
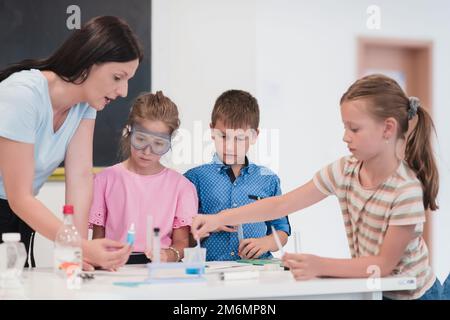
[89,163,198,252]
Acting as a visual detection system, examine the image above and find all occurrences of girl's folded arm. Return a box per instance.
[318,224,416,278]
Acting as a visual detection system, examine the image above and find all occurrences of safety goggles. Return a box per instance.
[130,126,172,155]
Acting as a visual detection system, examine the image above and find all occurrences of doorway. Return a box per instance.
[358,37,434,263]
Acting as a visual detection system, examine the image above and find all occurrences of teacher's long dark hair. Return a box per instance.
[0,15,143,83]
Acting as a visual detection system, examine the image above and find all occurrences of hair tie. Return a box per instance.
[122,124,131,137]
[408,97,420,120]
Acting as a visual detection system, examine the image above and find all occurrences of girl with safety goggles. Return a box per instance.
[89,91,198,265]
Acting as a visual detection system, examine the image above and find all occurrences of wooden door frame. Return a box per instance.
[357,37,434,263]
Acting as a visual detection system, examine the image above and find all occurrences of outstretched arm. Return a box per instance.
[192,180,327,238]
[219,180,327,225]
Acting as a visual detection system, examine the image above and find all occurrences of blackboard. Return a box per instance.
[0,0,151,167]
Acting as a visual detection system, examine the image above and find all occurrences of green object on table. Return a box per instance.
[237,259,282,266]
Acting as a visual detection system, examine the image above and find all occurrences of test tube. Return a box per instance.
[146,215,153,252]
[293,230,302,253]
[237,224,244,242]
[153,227,160,264]
[271,226,285,255]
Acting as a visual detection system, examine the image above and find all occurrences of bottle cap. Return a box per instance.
[63,205,74,214]
[2,233,20,242]
[128,223,135,233]
[153,227,160,235]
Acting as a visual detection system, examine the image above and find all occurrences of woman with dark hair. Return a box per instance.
[0,16,143,270]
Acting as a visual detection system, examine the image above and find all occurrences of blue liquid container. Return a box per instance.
[185,267,205,275]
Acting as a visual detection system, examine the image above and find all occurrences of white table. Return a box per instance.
[0,262,416,300]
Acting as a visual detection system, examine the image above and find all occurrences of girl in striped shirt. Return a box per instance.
[192,74,441,300]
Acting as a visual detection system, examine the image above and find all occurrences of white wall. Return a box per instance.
[35,0,450,282]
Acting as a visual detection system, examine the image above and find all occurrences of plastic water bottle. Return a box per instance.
[0,233,27,288]
[54,205,82,280]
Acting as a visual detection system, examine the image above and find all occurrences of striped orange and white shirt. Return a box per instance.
[313,156,435,300]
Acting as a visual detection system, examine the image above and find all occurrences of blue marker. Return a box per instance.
[127,223,135,246]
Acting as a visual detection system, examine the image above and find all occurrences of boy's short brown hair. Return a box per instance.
[211,90,259,129]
